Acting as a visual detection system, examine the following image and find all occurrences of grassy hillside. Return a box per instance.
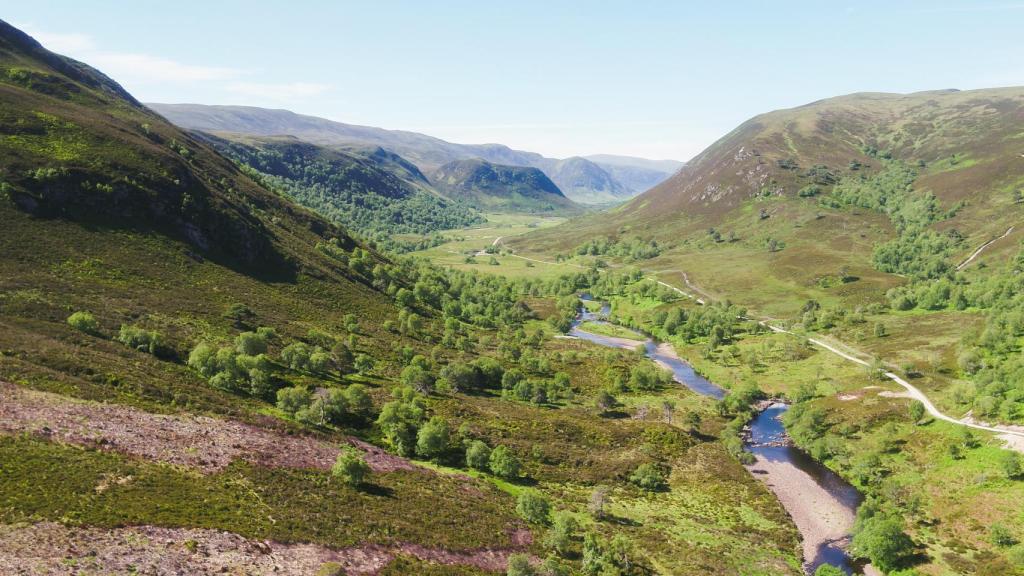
[0,20,805,575]
[431,158,583,215]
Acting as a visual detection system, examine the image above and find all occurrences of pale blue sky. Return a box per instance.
[7,1,1023,160]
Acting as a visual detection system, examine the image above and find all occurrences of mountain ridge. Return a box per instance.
[148,103,680,204]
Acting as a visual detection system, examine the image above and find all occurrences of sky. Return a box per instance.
[6,1,1024,161]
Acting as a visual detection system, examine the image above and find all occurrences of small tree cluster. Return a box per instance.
[276,384,372,426]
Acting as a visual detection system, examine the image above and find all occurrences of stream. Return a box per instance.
[570,296,862,575]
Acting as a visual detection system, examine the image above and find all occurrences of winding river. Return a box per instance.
[570,297,862,575]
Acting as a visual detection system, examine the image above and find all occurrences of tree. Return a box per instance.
[595,390,617,414]
[588,486,609,519]
[851,516,914,572]
[276,386,312,416]
[67,311,99,335]
[223,302,254,329]
[440,362,479,393]
[401,364,435,394]
[516,491,551,525]
[489,445,521,479]
[332,450,370,487]
[332,342,354,373]
[506,553,535,576]
[235,331,267,356]
[545,511,579,555]
[281,342,312,371]
[187,342,219,377]
[466,440,491,470]
[629,463,667,492]
[354,353,375,374]
[416,416,449,459]
[308,348,333,373]
[343,384,373,418]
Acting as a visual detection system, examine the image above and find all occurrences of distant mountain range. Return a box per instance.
[148,103,683,205]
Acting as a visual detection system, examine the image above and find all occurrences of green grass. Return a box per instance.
[577,321,644,341]
[0,435,521,551]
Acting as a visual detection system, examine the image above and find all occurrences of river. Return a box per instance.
[570,296,861,575]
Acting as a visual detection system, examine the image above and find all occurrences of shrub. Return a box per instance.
[909,400,925,423]
[991,524,1018,547]
[332,450,370,487]
[67,311,99,335]
[465,440,491,470]
[117,325,162,355]
[506,553,535,576]
[629,463,668,491]
[516,491,551,525]
[1001,451,1022,479]
[813,565,845,576]
[489,445,521,479]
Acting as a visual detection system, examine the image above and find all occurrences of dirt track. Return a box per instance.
[0,382,415,473]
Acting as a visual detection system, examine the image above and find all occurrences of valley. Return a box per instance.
[2,9,1024,576]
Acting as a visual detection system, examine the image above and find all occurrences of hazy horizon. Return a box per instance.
[7,1,1024,160]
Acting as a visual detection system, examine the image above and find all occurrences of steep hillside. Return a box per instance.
[196,133,483,248]
[517,88,1024,315]
[618,88,1024,229]
[431,158,581,214]
[536,156,632,204]
[149,103,660,204]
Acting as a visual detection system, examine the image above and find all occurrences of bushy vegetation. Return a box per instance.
[116,324,163,355]
[574,235,663,261]
[217,140,484,241]
[66,311,99,335]
[825,160,963,279]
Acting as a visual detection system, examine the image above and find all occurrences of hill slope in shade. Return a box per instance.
[148,102,673,204]
[430,158,581,214]
[196,133,484,240]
